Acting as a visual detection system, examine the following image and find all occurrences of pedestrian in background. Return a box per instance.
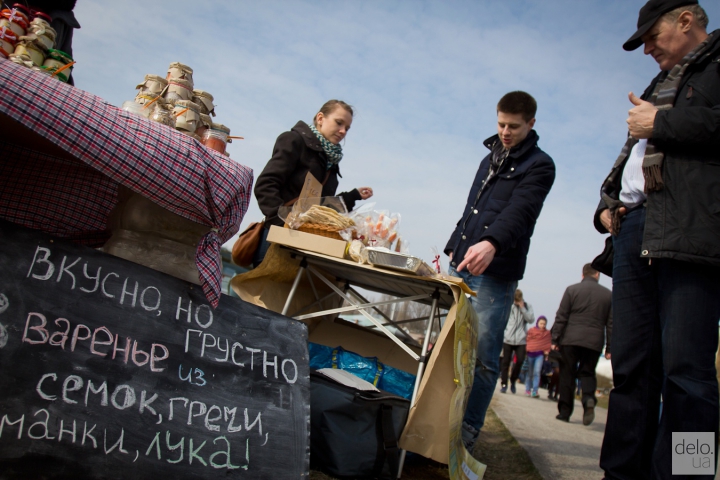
[546,349,561,400]
[499,289,535,394]
[525,315,552,397]
[551,264,612,426]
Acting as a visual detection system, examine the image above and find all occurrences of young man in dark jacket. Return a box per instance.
[550,264,612,426]
[445,91,555,451]
[595,1,720,477]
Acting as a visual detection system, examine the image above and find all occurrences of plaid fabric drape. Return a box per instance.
[0,59,253,307]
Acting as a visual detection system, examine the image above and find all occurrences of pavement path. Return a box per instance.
[489,382,607,480]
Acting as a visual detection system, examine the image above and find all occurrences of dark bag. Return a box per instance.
[231,221,264,267]
[310,370,410,479]
[591,236,614,278]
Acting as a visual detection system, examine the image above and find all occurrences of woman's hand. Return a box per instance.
[358,187,373,200]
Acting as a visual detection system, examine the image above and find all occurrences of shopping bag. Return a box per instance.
[310,370,410,479]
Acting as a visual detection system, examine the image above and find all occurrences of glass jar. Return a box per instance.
[202,124,230,154]
[165,77,193,103]
[14,36,45,66]
[166,62,194,84]
[196,113,212,138]
[121,101,151,119]
[28,20,56,50]
[44,48,72,66]
[0,7,28,37]
[192,89,215,116]
[0,27,17,57]
[135,73,167,96]
[171,99,201,133]
[31,11,53,27]
[149,104,175,128]
[39,65,69,82]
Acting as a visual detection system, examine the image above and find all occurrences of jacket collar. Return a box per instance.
[483,129,539,161]
[581,276,599,283]
[291,120,323,153]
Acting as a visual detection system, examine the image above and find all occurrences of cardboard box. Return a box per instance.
[267,225,348,259]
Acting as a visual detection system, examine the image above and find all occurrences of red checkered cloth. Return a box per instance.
[0,59,253,308]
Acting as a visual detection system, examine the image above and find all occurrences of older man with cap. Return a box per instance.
[595,0,720,478]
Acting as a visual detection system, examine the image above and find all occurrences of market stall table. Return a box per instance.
[231,239,489,479]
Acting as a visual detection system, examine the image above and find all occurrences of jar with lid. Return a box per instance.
[0,27,17,57]
[196,114,212,138]
[8,52,32,67]
[121,101,151,119]
[134,92,164,108]
[28,20,56,49]
[30,11,53,27]
[166,62,194,84]
[192,90,215,116]
[0,6,29,37]
[164,77,193,103]
[149,104,176,128]
[42,48,73,79]
[14,35,45,66]
[171,100,201,134]
[39,65,69,82]
[202,123,230,154]
[135,74,167,97]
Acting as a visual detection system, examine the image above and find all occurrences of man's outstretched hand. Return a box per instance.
[456,240,496,276]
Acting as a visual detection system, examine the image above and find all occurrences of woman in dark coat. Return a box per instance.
[252,100,373,265]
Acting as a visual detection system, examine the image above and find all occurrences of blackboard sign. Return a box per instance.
[0,220,310,479]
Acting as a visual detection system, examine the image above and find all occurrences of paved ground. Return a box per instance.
[489,382,607,480]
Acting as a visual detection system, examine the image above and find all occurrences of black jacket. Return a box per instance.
[595,31,720,267]
[551,276,612,354]
[254,121,361,227]
[445,130,555,281]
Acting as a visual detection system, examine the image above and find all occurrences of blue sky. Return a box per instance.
[72,1,720,322]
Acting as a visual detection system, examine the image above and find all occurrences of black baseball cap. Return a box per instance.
[623,0,698,51]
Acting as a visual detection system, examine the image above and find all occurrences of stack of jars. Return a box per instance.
[1,4,74,82]
[124,61,234,155]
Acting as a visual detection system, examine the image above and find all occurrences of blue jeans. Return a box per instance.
[525,354,544,394]
[450,267,517,432]
[599,207,720,480]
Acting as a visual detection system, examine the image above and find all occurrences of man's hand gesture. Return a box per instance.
[627,92,657,139]
[456,240,496,276]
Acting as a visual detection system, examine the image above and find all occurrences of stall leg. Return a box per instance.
[281,258,307,316]
[397,289,440,478]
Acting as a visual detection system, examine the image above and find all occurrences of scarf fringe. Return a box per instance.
[611,208,624,235]
[643,164,664,193]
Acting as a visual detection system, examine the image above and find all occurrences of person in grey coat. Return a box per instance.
[499,289,534,394]
[551,264,612,426]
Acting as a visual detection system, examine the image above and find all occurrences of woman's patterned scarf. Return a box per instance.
[310,124,343,168]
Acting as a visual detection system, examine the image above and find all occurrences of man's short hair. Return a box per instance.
[662,4,709,29]
[497,91,537,122]
[583,263,598,277]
